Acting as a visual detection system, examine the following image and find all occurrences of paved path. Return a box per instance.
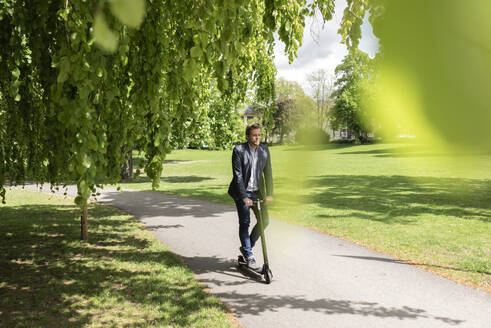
[21,185,491,327]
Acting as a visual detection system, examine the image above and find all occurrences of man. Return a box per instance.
[228,122,273,270]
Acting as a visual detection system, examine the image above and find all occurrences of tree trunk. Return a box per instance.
[80,204,88,240]
[120,146,133,181]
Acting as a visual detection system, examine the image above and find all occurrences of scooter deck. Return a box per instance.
[237,255,263,279]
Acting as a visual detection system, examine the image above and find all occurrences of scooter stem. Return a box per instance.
[256,200,269,266]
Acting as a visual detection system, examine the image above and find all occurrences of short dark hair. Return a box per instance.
[246,123,262,136]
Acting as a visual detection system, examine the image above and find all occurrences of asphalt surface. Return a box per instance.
[20,184,491,328]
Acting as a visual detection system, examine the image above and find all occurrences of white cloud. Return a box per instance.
[359,15,379,57]
[273,0,379,87]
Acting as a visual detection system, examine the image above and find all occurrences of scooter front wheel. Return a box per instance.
[264,268,272,284]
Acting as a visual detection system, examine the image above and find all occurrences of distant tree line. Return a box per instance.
[271,48,374,144]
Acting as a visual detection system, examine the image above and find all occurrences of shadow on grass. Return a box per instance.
[132,157,195,168]
[163,187,232,205]
[339,145,424,156]
[163,176,213,183]
[308,175,491,224]
[338,145,491,158]
[282,143,358,151]
[0,203,230,327]
[126,175,214,184]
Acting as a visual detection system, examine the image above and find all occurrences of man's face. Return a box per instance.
[247,128,262,147]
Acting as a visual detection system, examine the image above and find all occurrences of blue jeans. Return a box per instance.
[234,191,270,258]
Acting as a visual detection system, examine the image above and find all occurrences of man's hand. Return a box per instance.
[243,197,253,206]
[265,196,273,204]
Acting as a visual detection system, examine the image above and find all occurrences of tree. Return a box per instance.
[330,48,373,141]
[295,95,317,129]
[275,78,306,99]
[273,98,297,143]
[306,69,334,130]
[273,77,320,143]
[273,78,315,142]
[0,0,340,239]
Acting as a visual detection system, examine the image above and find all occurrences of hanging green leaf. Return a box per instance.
[109,0,146,28]
[190,46,202,59]
[93,12,118,52]
[183,58,196,82]
[11,67,20,79]
[0,0,338,238]
[57,56,71,84]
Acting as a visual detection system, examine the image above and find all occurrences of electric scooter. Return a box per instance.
[237,199,273,284]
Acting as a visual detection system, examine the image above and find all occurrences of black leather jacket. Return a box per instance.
[228,142,273,201]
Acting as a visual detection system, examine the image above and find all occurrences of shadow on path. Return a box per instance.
[174,255,465,325]
[100,190,234,219]
[178,255,258,286]
[146,224,184,231]
[212,291,465,325]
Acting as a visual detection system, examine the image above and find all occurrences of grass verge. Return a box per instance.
[0,188,238,328]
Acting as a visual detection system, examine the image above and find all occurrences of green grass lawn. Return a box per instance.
[121,143,491,291]
[0,188,237,328]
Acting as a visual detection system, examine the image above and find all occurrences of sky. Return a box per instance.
[273,0,379,88]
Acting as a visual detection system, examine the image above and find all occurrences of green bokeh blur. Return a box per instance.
[369,0,491,152]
